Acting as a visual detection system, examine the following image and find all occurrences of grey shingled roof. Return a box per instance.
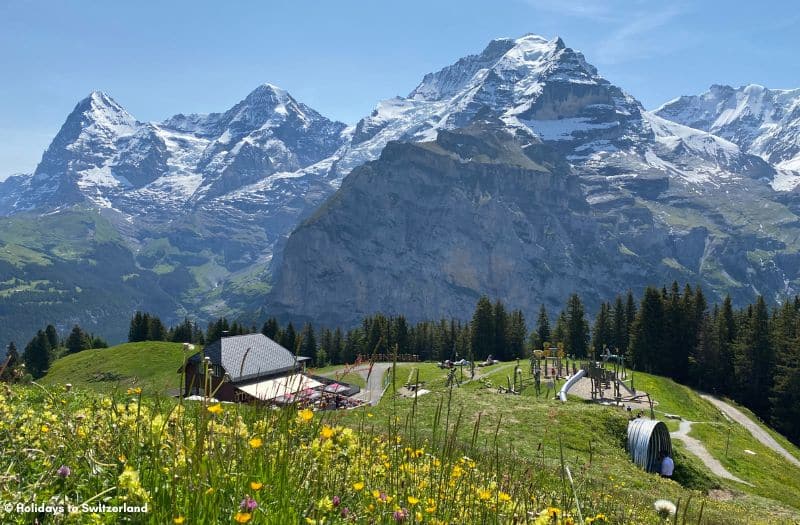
[190,334,309,383]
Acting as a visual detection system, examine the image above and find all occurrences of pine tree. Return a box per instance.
[535,305,550,350]
[333,328,344,364]
[591,302,613,357]
[734,296,774,417]
[770,309,800,444]
[493,300,509,360]
[1,342,19,380]
[206,318,231,344]
[299,323,319,363]
[342,329,360,363]
[470,296,495,360]
[507,310,527,359]
[625,290,637,338]
[261,317,280,340]
[280,322,297,353]
[129,311,147,342]
[611,295,627,354]
[65,325,92,354]
[689,312,717,391]
[393,316,410,356]
[629,287,664,373]
[717,296,737,394]
[663,282,687,380]
[22,330,52,378]
[45,324,59,350]
[552,311,567,344]
[147,316,167,341]
[91,335,108,348]
[564,294,589,357]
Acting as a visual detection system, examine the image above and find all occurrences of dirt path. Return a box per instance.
[670,420,752,485]
[700,394,800,468]
[350,363,393,405]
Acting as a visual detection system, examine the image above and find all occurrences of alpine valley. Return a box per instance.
[2,34,800,343]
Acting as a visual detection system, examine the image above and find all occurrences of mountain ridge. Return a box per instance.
[1,33,799,341]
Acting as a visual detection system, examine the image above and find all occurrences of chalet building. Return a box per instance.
[182,333,314,403]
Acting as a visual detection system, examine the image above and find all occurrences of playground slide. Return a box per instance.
[558,369,586,402]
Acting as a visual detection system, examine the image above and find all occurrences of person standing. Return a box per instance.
[659,451,674,478]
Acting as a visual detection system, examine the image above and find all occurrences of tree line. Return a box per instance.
[5,283,800,445]
[2,324,107,380]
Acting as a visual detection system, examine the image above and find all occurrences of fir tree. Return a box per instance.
[65,325,92,354]
[1,342,19,380]
[22,330,52,378]
[332,328,344,364]
[299,323,318,363]
[564,294,589,357]
[129,311,147,342]
[734,296,774,416]
[147,316,167,341]
[470,296,495,360]
[280,322,297,353]
[507,310,527,359]
[261,317,280,340]
[591,302,613,357]
[629,287,664,373]
[535,305,550,350]
[493,300,509,360]
[611,295,627,354]
[717,296,737,394]
[45,324,59,350]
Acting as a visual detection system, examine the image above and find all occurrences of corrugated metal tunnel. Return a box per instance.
[627,418,672,472]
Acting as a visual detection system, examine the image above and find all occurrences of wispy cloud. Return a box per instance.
[524,0,693,64]
[595,4,691,64]
[523,0,617,21]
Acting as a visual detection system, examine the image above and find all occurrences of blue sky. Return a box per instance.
[1,0,797,177]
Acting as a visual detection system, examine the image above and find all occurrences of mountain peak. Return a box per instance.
[241,83,292,106]
[410,33,571,102]
[69,90,137,132]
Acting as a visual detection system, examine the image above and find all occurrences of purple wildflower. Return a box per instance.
[56,465,71,478]
[341,507,351,518]
[240,495,258,512]
[393,508,408,522]
[332,495,341,507]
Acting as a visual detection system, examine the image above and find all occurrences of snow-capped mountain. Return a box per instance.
[0,84,347,216]
[267,35,800,325]
[1,33,799,342]
[655,84,800,186]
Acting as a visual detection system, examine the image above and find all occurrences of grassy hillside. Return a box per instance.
[329,363,800,523]
[34,353,800,523]
[0,208,180,345]
[42,341,188,394]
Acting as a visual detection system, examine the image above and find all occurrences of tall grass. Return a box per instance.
[0,364,772,524]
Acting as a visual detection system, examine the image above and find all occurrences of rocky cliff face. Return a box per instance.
[268,37,800,325]
[271,124,605,325]
[2,34,800,340]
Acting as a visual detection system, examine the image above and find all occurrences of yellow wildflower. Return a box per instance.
[298,408,314,422]
[234,513,251,523]
[353,481,365,491]
[477,489,491,501]
[498,492,512,502]
[407,496,419,506]
[173,518,185,524]
[320,425,334,439]
[248,437,263,449]
[207,404,223,415]
[250,482,263,491]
